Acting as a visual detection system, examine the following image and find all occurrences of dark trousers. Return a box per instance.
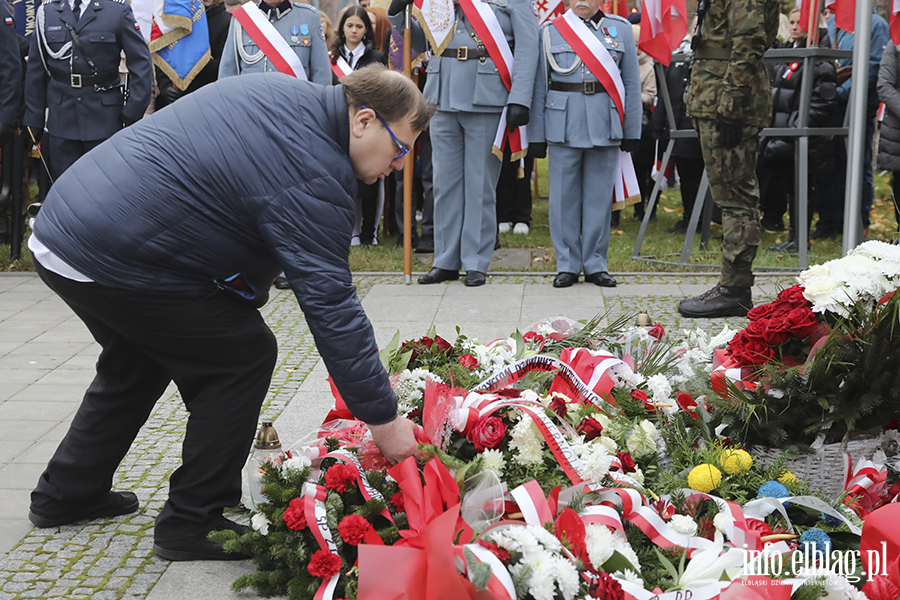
[47,136,104,181]
[31,260,277,541]
[496,146,533,225]
[674,155,704,219]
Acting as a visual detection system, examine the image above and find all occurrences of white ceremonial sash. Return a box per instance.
[330,54,352,79]
[614,150,641,207]
[231,2,307,80]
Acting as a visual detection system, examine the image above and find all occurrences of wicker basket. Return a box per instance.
[750,433,898,497]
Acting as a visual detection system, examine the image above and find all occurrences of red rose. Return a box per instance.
[785,307,818,339]
[777,284,812,309]
[630,389,656,413]
[742,320,769,342]
[419,336,434,349]
[477,539,511,563]
[307,549,343,579]
[434,336,452,352]
[549,396,568,417]
[523,331,545,344]
[761,318,791,347]
[770,302,793,319]
[459,353,478,370]
[747,302,779,321]
[324,464,357,493]
[282,497,308,531]
[862,576,900,600]
[390,492,405,513]
[648,323,665,340]
[576,416,604,441]
[616,451,637,473]
[338,514,370,545]
[589,571,625,600]
[467,416,507,451]
[730,336,774,366]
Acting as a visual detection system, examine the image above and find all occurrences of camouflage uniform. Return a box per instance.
[686,0,779,287]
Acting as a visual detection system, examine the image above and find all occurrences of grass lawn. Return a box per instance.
[3,162,897,274]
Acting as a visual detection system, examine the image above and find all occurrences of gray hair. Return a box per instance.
[341,64,436,133]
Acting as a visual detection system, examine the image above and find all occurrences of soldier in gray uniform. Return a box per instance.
[0,1,22,149]
[218,0,331,85]
[389,0,538,287]
[529,0,641,288]
[23,0,153,180]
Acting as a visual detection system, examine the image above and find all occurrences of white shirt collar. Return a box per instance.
[344,43,365,68]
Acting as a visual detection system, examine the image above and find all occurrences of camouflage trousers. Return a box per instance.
[694,118,762,288]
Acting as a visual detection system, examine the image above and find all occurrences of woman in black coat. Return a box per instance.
[330,6,389,246]
[758,10,836,251]
[877,41,900,230]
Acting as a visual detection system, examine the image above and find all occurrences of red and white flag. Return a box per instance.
[230,2,308,80]
[799,0,854,33]
[533,0,565,27]
[638,0,687,65]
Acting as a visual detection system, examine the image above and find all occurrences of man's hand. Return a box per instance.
[529,142,547,158]
[619,139,640,153]
[369,416,423,464]
[164,85,184,105]
[836,65,852,86]
[388,0,414,16]
[0,122,12,147]
[715,113,742,149]
[26,126,43,145]
[506,104,530,131]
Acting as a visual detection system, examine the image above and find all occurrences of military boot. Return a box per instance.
[677,284,753,318]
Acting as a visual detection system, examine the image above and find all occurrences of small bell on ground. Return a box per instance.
[247,421,283,509]
[635,311,653,328]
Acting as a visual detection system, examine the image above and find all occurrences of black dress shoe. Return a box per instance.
[154,517,250,562]
[29,491,139,528]
[464,270,486,287]
[809,229,838,240]
[274,276,291,289]
[584,272,617,287]
[418,267,459,284]
[553,272,578,288]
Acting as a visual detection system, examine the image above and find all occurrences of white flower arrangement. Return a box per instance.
[481,448,506,475]
[669,514,699,536]
[250,512,270,535]
[460,339,519,379]
[393,368,444,414]
[490,525,581,600]
[509,416,545,467]
[584,523,642,574]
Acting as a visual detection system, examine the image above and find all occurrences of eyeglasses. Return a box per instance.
[363,105,411,161]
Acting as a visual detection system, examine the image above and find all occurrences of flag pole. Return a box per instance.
[806,0,819,47]
[403,3,414,285]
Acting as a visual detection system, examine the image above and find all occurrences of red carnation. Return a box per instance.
[523,331,545,344]
[616,451,637,473]
[589,571,625,600]
[576,416,604,441]
[390,492,405,513]
[467,416,507,451]
[459,353,478,370]
[477,539,511,563]
[338,514,370,545]
[549,396,568,418]
[648,323,665,340]
[777,284,812,309]
[785,306,818,339]
[307,549,343,579]
[282,497,308,531]
[324,464,357,493]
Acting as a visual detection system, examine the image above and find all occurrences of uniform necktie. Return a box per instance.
[73,0,82,21]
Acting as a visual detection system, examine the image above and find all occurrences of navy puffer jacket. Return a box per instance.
[33,73,398,425]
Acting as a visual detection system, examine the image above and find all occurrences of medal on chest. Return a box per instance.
[602,25,619,48]
[291,25,299,43]
[301,23,310,46]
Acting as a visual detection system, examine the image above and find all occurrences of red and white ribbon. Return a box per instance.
[551,9,625,124]
[615,150,641,206]
[323,449,394,523]
[510,480,556,525]
[302,483,340,600]
[231,2,308,80]
[330,54,352,79]
[462,544,516,599]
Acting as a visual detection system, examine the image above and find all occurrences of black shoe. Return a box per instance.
[761,218,785,232]
[274,276,290,289]
[553,272,578,288]
[154,518,250,562]
[418,267,459,284]
[677,284,752,318]
[29,491,139,528]
[584,272,616,287]
[667,219,700,234]
[464,270,486,287]
[809,229,838,240]
[415,236,434,254]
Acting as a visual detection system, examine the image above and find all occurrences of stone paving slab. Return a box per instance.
[0,271,796,600]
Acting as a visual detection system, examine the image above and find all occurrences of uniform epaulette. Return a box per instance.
[291,2,317,11]
[603,13,630,25]
[109,0,127,5]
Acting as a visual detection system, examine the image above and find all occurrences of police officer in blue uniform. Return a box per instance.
[23,0,153,180]
[529,0,641,288]
[389,0,538,287]
[0,1,22,148]
[218,0,331,85]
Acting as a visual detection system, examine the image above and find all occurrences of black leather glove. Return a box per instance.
[620,139,640,153]
[506,104,530,131]
[715,113,742,149]
[388,0,414,16]
[26,126,43,145]
[0,122,12,147]
[120,113,139,127]
[164,85,184,105]
[529,142,547,159]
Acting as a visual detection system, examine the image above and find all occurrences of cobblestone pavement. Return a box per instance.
[0,272,795,600]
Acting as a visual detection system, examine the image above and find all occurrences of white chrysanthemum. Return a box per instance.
[251,512,270,535]
[713,512,735,534]
[480,449,505,475]
[578,441,612,483]
[393,368,444,413]
[529,525,562,552]
[585,524,641,573]
[646,374,672,403]
[607,362,646,389]
[612,569,643,586]
[550,554,580,600]
[527,559,557,600]
[597,435,618,454]
[282,455,312,471]
[670,514,699,536]
[796,568,868,600]
[510,417,545,467]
